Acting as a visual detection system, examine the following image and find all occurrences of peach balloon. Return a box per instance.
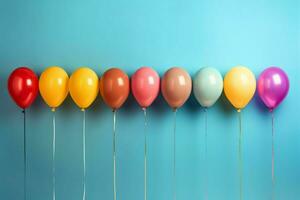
[161,67,192,109]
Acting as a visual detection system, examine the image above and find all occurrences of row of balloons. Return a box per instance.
[7,66,289,112]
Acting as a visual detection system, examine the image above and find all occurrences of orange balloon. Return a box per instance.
[100,68,130,110]
[161,67,192,109]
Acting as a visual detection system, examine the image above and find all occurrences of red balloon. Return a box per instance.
[8,67,39,109]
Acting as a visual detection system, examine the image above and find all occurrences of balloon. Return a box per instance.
[193,67,223,107]
[224,66,256,111]
[161,67,192,109]
[69,67,99,110]
[8,67,39,109]
[39,66,69,111]
[257,66,289,111]
[100,68,130,110]
[131,67,160,108]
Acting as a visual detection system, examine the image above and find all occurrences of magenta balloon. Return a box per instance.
[257,67,289,110]
[131,67,160,108]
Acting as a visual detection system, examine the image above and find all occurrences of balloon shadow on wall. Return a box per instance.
[26,69,45,117]
[151,94,170,137]
[0,72,16,117]
[152,93,169,114]
[122,92,139,114]
[216,93,236,117]
[185,92,203,115]
[29,68,45,115]
[30,94,45,117]
[56,67,82,118]
[88,95,107,118]
[253,92,270,116]
[57,95,77,116]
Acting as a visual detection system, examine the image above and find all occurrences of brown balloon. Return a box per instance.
[161,67,192,109]
[100,68,130,110]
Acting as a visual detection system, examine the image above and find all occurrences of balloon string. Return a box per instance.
[204,108,208,200]
[113,110,117,200]
[23,109,27,200]
[52,111,56,200]
[82,110,86,200]
[271,111,275,200]
[173,109,177,200]
[238,111,243,200]
[143,108,147,200]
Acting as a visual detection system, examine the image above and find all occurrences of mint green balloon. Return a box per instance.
[193,67,223,107]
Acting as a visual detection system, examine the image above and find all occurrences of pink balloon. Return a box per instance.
[257,67,289,111]
[131,67,160,108]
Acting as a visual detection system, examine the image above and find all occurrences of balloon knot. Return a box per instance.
[269,108,273,112]
[81,108,85,112]
[51,108,56,112]
[237,109,241,113]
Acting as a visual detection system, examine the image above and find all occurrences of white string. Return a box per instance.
[143,108,147,200]
[204,108,208,200]
[82,110,86,200]
[238,110,243,200]
[173,109,177,200]
[271,111,275,200]
[113,110,117,200]
[52,110,56,200]
[23,109,27,200]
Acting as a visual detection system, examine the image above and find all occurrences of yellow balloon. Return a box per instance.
[39,66,69,111]
[224,66,256,111]
[69,67,99,110]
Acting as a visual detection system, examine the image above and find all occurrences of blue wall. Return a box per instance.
[0,0,299,199]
